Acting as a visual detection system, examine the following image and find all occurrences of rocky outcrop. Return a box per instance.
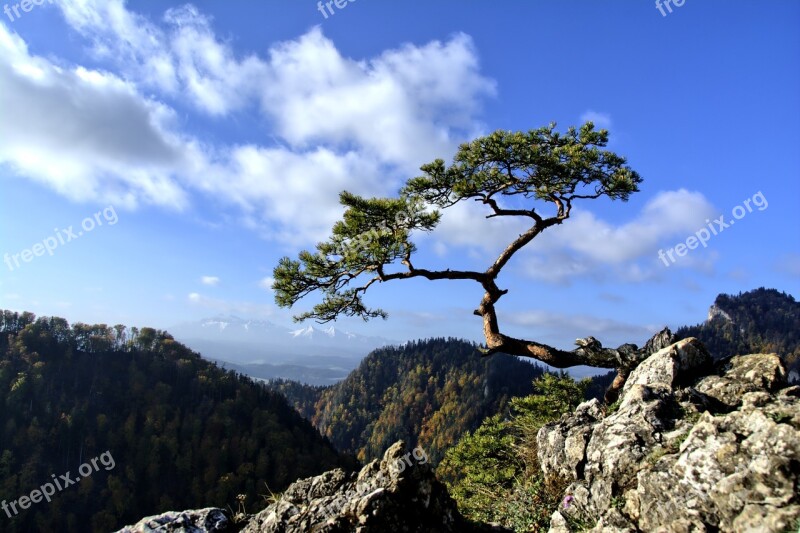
[115,441,503,533]
[539,339,800,533]
[242,440,500,532]
[116,337,799,533]
[115,508,233,532]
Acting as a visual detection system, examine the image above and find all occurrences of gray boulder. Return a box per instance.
[115,442,504,533]
[114,508,232,533]
[241,440,501,532]
[695,353,787,409]
[539,340,800,532]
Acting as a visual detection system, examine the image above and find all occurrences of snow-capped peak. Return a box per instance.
[290,325,316,338]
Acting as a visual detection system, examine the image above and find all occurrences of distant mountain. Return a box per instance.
[170,315,391,359]
[0,310,353,533]
[169,316,394,383]
[674,288,800,381]
[210,358,352,386]
[269,337,547,465]
[289,324,360,341]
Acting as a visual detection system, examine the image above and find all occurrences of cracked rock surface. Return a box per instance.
[539,339,800,533]
[116,442,505,533]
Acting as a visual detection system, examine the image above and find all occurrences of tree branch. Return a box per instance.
[480,197,544,223]
[485,217,561,278]
[380,267,486,284]
[474,278,675,377]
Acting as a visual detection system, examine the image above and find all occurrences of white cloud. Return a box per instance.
[3,3,494,247]
[534,189,717,263]
[429,200,529,256]
[58,0,179,93]
[201,276,220,286]
[163,6,268,115]
[188,145,389,244]
[261,28,495,169]
[55,2,493,169]
[521,189,718,282]
[580,110,613,129]
[0,24,188,210]
[259,277,276,291]
[188,292,201,302]
[59,2,269,115]
[428,189,719,283]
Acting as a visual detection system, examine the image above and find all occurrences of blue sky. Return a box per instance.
[1,1,798,352]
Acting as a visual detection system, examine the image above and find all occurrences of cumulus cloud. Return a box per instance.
[201,276,220,286]
[531,189,718,263]
[261,28,495,168]
[3,3,494,245]
[186,145,389,244]
[0,24,187,209]
[59,2,270,115]
[163,5,268,115]
[524,189,719,282]
[259,277,276,291]
[61,1,171,85]
[428,189,719,283]
[56,1,493,164]
[428,200,529,256]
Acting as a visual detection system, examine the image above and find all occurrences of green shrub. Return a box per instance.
[439,373,588,531]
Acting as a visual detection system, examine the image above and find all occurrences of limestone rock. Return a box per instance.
[537,399,602,481]
[695,353,787,409]
[240,440,502,533]
[622,337,711,393]
[540,338,800,533]
[115,441,508,533]
[114,508,232,533]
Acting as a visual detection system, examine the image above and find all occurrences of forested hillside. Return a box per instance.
[271,338,546,464]
[675,288,800,378]
[0,311,352,533]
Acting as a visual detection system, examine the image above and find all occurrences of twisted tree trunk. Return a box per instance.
[476,284,675,402]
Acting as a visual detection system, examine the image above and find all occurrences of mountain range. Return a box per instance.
[268,287,800,468]
[0,311,353,532]
[169,316,394,385]
[269,337,548,465]
[1,287,796,531]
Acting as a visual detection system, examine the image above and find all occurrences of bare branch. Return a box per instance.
[480,197,544,223]
[485,217,561,278]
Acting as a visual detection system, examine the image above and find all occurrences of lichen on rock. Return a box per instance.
[539,340,800,533]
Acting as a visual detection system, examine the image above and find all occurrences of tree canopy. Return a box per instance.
[273,122,671,393]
